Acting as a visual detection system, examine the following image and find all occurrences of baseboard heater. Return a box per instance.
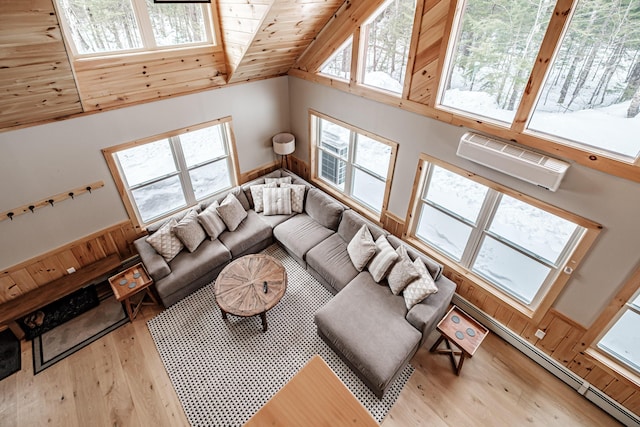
[452,294,640,427]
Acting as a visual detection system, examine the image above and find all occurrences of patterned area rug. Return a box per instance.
[148,244,413,426]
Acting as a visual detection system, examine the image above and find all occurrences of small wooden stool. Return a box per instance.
[430,306,488,375]
[108,263,158,322]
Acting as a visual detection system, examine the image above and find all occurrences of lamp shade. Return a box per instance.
[272,133,295,155]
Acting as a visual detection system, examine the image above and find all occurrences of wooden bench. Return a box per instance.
[0,254,121,339]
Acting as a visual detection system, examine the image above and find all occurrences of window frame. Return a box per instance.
[309,110,397,222]
[405,153,602,319]
[54,0,217,59]
[102,117,240,229]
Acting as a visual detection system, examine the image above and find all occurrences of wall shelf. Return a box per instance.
[1,181,104,222]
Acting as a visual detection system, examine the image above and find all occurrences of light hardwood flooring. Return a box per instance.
[0,303,620,427]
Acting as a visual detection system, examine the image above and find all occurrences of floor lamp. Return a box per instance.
[272,133,295,169]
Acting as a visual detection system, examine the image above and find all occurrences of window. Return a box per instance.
[527,0,640,161]
[56,0,214,56]
[409,157,597,310]
[438,0,554,124]
[103,118,237,226]
[319,37,353,81]
[360,0,417,94]
[310,111,396,217]
[597,292,640,374]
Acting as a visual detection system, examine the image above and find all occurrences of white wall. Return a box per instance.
[288,76,640,327]
[0,77,290,270]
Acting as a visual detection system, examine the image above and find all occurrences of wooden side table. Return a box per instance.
[108,263,158,322]
[430,306,488,375]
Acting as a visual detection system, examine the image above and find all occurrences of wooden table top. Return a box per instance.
[244,355,378,426]
[215,254,287,317]
[108,262,153,302]
[437,306,489,357]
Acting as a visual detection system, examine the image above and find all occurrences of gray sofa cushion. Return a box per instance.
[306,234,359,293]
[273,214,335,263]
[154,238,231,303]
[200,186,251,212]
[218,210,272,257]
[305,188,344,231]
[387,235,442,281]
[314,272,421,398]
[337,210,387,242]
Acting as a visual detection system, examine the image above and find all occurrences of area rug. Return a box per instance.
[148,244,413,426]
[0,329,21,381]
[19,285,99,340]
[33,295,129,374]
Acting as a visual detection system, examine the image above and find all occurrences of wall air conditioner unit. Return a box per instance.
[457,132,570,191]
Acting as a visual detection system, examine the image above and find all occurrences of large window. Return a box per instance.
[409,156,599,312]
[597,292,640,374]
[103,118,237,226]
[310,111,397,218]
[56,0,214,56]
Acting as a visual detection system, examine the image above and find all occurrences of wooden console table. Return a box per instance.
[0,254,121,339]
[244,355,378,426]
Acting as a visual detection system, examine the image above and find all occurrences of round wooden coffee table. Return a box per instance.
[214,254,287,332]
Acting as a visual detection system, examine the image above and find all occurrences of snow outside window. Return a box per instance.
[319,37,353,81]
[113,122,233,224]
[597,292,640,374]
[528,0,640,161]
[438,0,554,124]
[360,0,417,94]
[56,0,213,56]
[312,114,395,215]
[414,163,585,307]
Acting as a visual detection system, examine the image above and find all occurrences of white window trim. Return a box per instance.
[55,0,215,59]
[102,117,239,229]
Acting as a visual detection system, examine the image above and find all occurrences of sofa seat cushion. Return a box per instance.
[306,234,360,293]
[155,238,231,301]
[218,210,272,257]
[314,272,421,396]
[273,213,334,261]
[257,211,296,228]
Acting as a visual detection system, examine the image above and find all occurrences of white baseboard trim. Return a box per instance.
[452,294,640,427]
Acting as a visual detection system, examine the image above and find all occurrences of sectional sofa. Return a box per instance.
[134,169,456,398]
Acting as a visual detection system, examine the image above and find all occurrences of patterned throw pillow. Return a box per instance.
[263,187,292,216]
[280,183,306,213]
[197,200,227,240]
[387,245,421,295]
[367,235,398,283]
[171,209,206,252]
[264,176,292,186]
[146,218,184,262]
[249,183,277,213]
[347,224,376,272]
[216,193,248,231]
[403,258,438,310]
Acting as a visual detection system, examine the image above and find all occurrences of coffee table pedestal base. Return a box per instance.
[220,308,269,332]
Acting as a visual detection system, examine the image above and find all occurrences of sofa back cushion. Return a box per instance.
[200,186,250,212]
[387,235,443,281]
[337,210,386,243]
[305,188,344,231]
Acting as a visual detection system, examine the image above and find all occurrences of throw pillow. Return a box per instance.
[197,200,227,240]
[387,245,421,295]
[347,224,376,272]
[216,193,248,231]
[249,183,277,213]
[367,235,399,283]
[403,258,439,310]
[146,218,184,262]
[263,187,292,216]
[265,176,292,186]
[280,183,306,213]
[171,209,206,253]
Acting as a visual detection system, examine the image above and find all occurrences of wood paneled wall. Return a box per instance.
[74,47,228,112]
[0,220,142,304]
[0,0,82,129]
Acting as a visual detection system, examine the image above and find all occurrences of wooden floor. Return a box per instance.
[0,304,620,427]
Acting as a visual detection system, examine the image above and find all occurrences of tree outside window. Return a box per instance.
[319,37,353,81]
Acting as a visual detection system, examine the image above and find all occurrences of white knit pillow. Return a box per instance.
[347,225,376,272]
[146,218,184,262]
[171,209,206,253]
[249,183,277,213]
[367,235,398,283]
[280,183,305,213]
[263,187,292,216]
[404,258,438,310]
